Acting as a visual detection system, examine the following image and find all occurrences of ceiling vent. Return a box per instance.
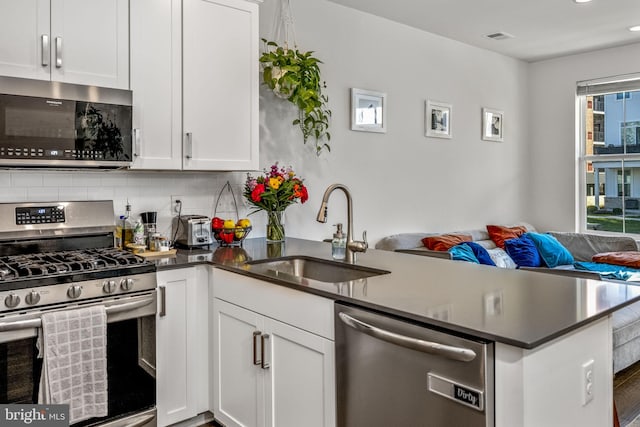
[485,32,514,41]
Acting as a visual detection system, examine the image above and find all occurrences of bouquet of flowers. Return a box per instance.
[244,163,309,241]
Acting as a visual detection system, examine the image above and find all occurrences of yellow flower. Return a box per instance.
[269,177,281,189]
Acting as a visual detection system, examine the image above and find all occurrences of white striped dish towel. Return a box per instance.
[37,305,108,424]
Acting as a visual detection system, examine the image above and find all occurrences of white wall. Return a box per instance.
[528,42,640,232]
[259,0,530,244]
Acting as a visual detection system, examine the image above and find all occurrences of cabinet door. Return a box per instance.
[183,0,259,171]
[0,0,50,80]
[213,298,264,427]
[129,0,182,170]
[50,0,129,89]
[264,318,336,427]
[156,268,198,427]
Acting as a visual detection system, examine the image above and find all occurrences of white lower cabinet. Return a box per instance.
[212,268,336,427]
[156,266,210,427]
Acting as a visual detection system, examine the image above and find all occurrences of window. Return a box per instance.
[579,76,640,234]
[617,169,631,197]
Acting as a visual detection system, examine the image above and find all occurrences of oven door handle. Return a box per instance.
[0,296,155,332]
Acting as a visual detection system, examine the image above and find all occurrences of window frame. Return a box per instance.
[578,74,640,236]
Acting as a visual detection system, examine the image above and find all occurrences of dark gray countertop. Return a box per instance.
[151,237,640,349]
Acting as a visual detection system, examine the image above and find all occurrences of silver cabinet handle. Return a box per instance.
[338,312,476,362]
[41,35,49,66]
[261,334,270,369]
[55,37,62,68]
[133,128,141,157]
[253,331,262,365]
[159,286,166,317]
[184,132,193,159]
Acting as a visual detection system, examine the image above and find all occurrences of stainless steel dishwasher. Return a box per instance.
[335,303,494,427]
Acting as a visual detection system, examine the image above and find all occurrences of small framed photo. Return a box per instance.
[425,100,452,139]
[482,108,504,142]
[351,88,387,133]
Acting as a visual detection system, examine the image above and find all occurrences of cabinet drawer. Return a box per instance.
[212,267,334,340]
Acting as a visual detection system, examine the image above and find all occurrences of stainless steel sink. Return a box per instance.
[246,256,390,283]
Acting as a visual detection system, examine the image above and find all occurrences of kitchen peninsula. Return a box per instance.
[166,237,638,427]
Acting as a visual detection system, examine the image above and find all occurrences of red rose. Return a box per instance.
[300,185,308,203]
[251,184,265,202]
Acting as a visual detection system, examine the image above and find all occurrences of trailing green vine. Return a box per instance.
[260,39,331,155]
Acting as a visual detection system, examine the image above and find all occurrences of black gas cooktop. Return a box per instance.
[0,247,155,289]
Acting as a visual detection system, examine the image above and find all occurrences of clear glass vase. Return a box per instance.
[266,210,285,242]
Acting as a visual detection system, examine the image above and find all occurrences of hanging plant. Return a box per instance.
[260,38,331,155]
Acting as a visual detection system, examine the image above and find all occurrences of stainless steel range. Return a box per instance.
[0,201,157,427]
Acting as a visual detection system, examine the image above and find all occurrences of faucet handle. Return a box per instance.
[349,230,368,254]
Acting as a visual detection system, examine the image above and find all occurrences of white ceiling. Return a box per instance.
[327,0,640,62]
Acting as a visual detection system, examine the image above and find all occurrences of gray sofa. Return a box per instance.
[375,227,640,373]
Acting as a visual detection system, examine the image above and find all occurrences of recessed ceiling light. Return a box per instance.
[573,0,592,3]
[629,25,640,32]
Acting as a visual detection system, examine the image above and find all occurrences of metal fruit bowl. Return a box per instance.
[212,225,252,246]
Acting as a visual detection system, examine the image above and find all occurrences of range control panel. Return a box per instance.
[15,205,66,225]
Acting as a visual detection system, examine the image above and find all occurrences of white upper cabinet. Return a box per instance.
[0,0,129,89]
[131,0,259,171]
[0,0,51,81]
[182,0,259,171]
[129,0,183,169]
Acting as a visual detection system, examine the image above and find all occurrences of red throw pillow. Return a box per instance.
[592,251,640,269]
[422,234,473,252]
[486,225,527,249]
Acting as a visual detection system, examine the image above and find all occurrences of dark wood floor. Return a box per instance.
[615,361,640,426]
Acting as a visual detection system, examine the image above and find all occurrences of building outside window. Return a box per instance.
[579,76,640,234]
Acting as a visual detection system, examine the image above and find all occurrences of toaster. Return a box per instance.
[172,215,213,247]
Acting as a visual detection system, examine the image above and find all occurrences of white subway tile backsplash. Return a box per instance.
[70,172,103,187]
[59,187,89,201]
[0,189,27,202]
[87,188,116,201]
[27,187,58,201]
[12,173,43,187]
[0,172,11,187]
[42,173,73,187]
[0,171,243,237]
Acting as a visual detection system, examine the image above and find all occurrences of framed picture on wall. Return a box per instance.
[351,88,387,133]
[425,100,452,139]
[482,107,504,142]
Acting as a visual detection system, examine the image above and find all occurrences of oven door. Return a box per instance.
[0,291,157,427]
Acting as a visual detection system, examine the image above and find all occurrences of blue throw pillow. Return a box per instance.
[448,244,479,263]
[524,232,574,268]
[464,242,497,266]
[504,235,543,267]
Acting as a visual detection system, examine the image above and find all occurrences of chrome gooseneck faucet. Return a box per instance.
[316,184,368,263]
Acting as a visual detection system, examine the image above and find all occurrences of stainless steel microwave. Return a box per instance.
[0,76,132,168]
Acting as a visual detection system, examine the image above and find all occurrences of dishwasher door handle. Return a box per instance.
[338,312,477,362]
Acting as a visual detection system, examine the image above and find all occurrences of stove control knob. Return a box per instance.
[103,280,117,294]
[120,278,134,291]
[67,285,82,299]
[4,293,20,308]
[25,290,41,305]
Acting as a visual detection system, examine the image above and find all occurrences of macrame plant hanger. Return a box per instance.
[271,0,297,51]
